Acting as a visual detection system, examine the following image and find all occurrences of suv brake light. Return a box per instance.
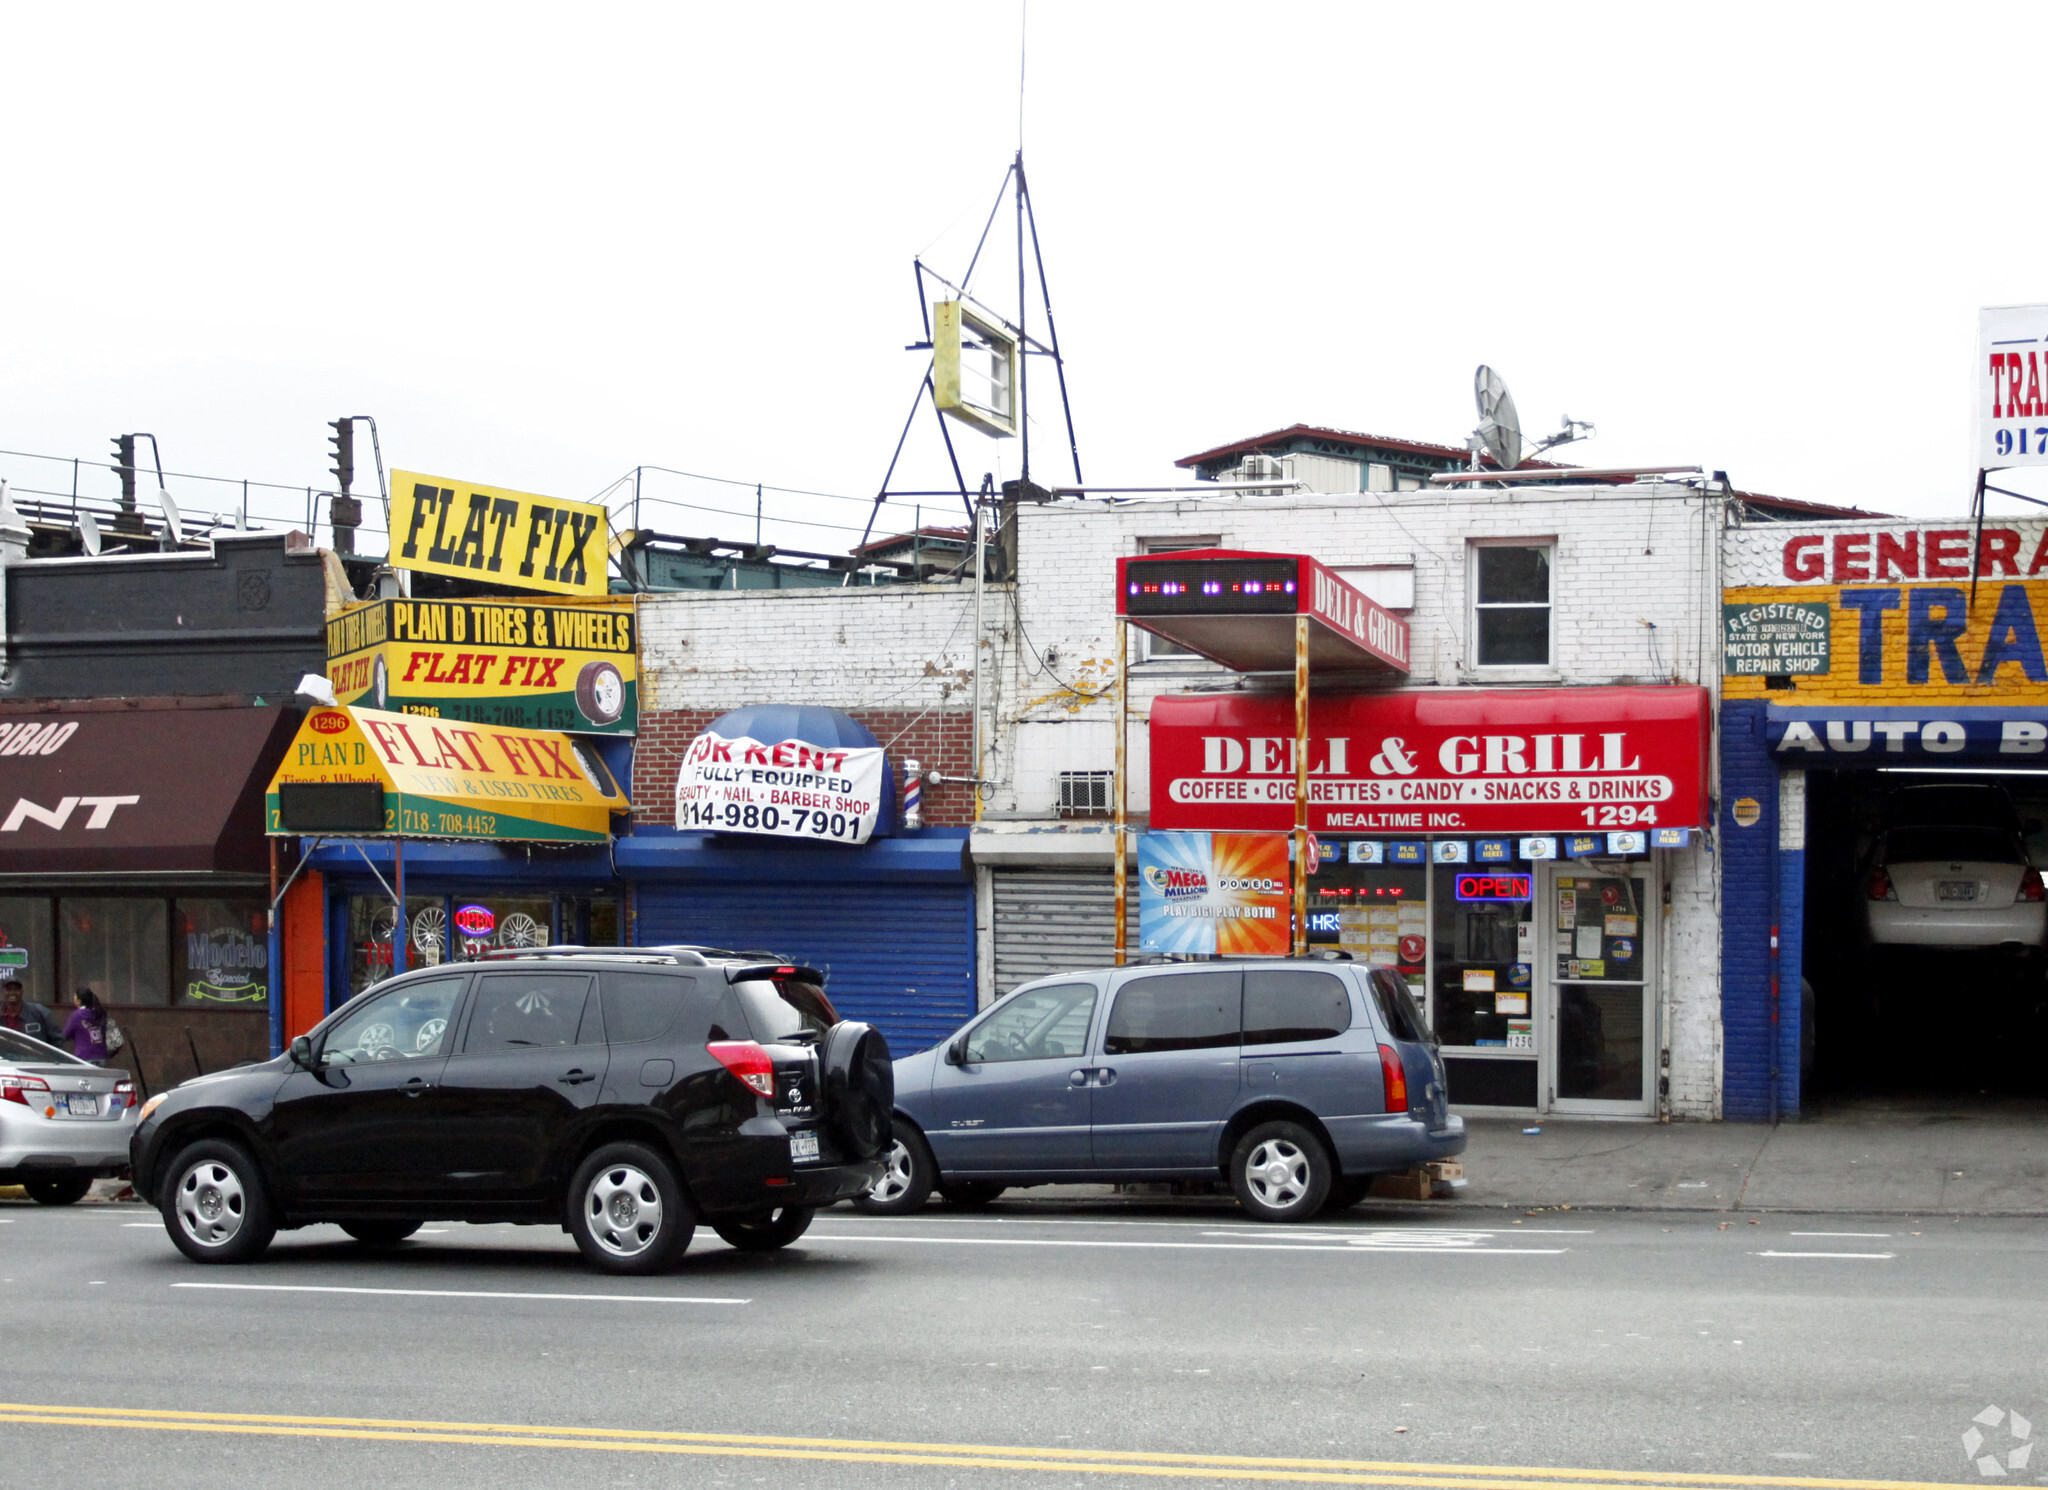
[707,1041,776,1097]
[1378,1044,1409,1113]
[0,1074,51,1107]
[2022,869,2046,903]
[1867,866,1896,901]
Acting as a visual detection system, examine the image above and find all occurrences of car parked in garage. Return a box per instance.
[130,947,892,1271]
[1865,823,2047,951]
[0,1027,138,1203]
[855,958,1463,1222]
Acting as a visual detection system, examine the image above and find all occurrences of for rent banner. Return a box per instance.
[675,731,888,844]
[1138,832,1292,957]
[1150,688,1709,836]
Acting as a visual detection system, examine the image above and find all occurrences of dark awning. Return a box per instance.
[0,705,299,877]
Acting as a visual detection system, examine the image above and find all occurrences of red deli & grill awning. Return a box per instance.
[1150,686,1710,836]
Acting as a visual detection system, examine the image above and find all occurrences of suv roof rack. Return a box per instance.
[481,945,715,967]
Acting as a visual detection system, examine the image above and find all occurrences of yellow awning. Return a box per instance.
[265,704,625,843]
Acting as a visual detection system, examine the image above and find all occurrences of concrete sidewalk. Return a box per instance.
[1449,1095,2048,1216]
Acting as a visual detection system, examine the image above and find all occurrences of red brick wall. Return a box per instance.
[633,709,976,827]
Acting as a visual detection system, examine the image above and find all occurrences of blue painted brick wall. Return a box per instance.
[1720,699,1801,1120]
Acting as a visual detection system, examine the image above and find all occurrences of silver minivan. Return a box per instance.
[856,958,1465,1222]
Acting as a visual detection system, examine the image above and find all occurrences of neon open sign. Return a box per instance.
[1454,873,1532,903]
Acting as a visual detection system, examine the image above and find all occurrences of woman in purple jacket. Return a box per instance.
[63,989,111,1066]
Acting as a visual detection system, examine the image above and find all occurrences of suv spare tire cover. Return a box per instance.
[821,1021,894,1161]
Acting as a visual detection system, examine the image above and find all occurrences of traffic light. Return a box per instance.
[110,434,136,511]
[328,417,355,495]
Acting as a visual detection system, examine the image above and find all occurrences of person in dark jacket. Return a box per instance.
[1,980,60,1046]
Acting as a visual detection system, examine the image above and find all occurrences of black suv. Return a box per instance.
[130,948,892,1273]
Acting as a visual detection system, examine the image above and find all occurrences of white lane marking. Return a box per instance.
[1753,1250,1895,1260]
[172,1283,749,1304]
[832,1213,1596,1233]
[1197,1226,1595,1239]
[1789,1231,1892,1238]
[123,1223,158,1228]
[806,1233,1565,1256]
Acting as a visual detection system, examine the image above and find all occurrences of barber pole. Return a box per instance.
[901,758,923,831]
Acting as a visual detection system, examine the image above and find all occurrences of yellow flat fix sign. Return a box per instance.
[389,469,610,597]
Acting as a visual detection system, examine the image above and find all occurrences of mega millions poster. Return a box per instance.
[1137,832,1291,957]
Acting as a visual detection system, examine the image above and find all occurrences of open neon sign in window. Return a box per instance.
[1453,873,1533,903]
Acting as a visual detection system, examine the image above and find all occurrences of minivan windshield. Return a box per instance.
[733,978,838,1044]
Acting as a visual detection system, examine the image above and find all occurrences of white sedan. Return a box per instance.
[1866,825,2048,951]
[0,1027,139,1204]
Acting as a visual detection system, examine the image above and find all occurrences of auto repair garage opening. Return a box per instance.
[1723,512,2048,1117]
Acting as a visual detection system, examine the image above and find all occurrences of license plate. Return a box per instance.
[1938,881,1978,902]
[789,1130,820,1163]
[65,1093,98,1116]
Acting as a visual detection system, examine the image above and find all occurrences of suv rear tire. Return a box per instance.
[341,1220,423,1246]
[851,1125,935,1214]
[162,1139,277,1264]
[711,1205,815,1252]
[1228,1120,1332,1222]
[936,1181,1006,1208]
[567,1142,695,1274]
[25,1175,93,1206]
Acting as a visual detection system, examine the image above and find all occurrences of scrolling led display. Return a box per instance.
[1123,558,1299,616]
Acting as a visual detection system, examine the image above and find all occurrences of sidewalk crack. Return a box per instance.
[1730,1123,1777,1211]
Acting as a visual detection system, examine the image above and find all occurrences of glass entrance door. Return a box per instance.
[1544,864,1654,1116]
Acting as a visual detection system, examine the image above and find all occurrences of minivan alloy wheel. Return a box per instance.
[585,1164,665,1258]
[1244,1137,1311,1209]
[871,1139,915,1204]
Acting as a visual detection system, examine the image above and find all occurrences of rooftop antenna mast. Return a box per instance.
[852,150,1085,579]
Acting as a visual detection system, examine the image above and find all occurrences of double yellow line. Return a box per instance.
[0,1404,1967,1489]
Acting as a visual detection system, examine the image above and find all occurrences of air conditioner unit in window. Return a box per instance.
[1057,770,1115,817]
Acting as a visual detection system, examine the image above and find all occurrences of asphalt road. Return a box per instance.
[0,1191,2038,1488]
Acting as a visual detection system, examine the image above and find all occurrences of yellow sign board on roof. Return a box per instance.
[264,704,625,843]
[389,469,610,598]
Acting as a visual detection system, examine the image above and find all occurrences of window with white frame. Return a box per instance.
[1470,541,1553,668]
[1136,536,1221,660]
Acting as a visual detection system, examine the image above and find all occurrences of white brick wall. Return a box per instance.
[634,480,1729,1118]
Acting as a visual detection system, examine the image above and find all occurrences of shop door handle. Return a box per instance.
[558,1069,597,1086]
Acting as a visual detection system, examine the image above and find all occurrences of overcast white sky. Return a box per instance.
[6,3,2047,554]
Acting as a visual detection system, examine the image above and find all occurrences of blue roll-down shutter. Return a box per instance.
[633,882,973,1057]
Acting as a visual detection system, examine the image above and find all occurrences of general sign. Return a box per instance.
[1723,518,2048,708]
[674,729,889,845]
[389,469,611,598]
[326,597,638,735]
[1150,687,1709,836]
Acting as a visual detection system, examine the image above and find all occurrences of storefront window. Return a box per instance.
[173,899,270,1009]
[0,897,57,1007]
[347,895,451,996]
[450,897,555,961]
[1430,860,1536,1050]
[59,898,169,1007]
[1308,843,1427,1000]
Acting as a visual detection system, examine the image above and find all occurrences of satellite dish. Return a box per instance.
[1474,365,1522,470]
[156,487,184,546]
[77,508,102,556]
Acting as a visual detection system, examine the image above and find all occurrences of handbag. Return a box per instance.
[101,1016,125,1054]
